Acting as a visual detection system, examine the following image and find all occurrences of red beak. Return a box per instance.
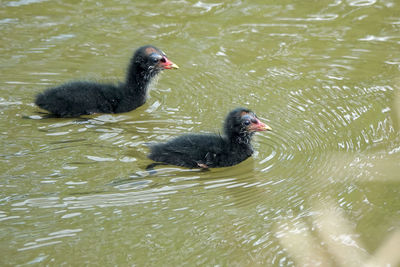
[249,118,272,132]
[161,56,179,69]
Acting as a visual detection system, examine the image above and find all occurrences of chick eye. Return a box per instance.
[243,120,251,126]
[152,57,159,63]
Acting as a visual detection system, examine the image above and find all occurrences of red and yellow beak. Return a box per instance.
[161,56,179,69]
[249,118,272,132]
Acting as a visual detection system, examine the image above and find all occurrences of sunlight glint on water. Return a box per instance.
[0,0,399,265]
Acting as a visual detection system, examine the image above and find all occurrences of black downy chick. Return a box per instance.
[35,45,178,117]
[147,107,272,169]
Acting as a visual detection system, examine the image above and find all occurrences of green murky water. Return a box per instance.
[1,0,400,265]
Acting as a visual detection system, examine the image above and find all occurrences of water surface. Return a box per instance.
[1,0,400,265]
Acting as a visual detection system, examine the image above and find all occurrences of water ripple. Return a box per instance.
[1,0,399,265]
